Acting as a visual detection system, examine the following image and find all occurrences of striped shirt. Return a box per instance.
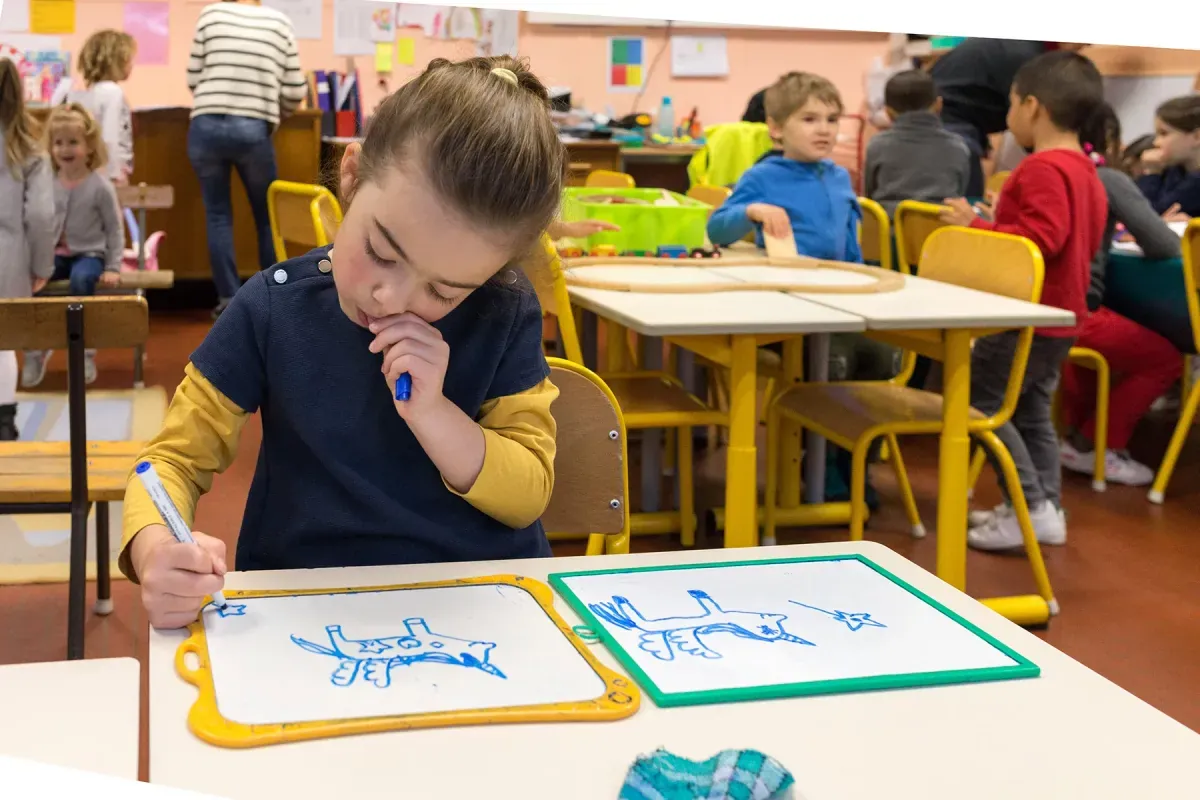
[187,2,307,127]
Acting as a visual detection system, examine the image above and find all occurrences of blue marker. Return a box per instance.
[135,461,228,609]
[395,372,412,401]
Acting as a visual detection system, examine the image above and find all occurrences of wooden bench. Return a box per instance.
[0,297,156,660]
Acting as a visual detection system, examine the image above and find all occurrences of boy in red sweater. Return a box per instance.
[939,50,1108,551]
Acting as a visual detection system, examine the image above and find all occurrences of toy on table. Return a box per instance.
[619,748,795,800]
[657,245,688,259]
[590,245,619,257]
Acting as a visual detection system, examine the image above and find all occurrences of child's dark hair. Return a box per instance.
[884,70,937,115]
[1156,95,1200,134]
[1011,50,1103,134]
[1121,133,1156,174]
[1079,101,1121,168]
[347,55,564,269]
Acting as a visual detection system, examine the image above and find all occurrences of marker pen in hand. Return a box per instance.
[395,372,412,402]
[134,461,227,609]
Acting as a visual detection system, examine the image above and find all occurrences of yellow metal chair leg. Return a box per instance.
[967,445,987,499]
[977,430,1058,618]
[1149,378,1200,504]
[885,433,925,538]
[763,407,782,547]
[585,534,605,556]
[678,426,696,547]
[1091,355,1110,492]
[849,437,871,542]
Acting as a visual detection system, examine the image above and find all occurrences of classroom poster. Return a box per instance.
[395,3,446,38]
[124,2,169,67]
[608,36,645,93]
[29,0,73,34]
[476,7,518,58]
[670,35,729,78]
[263,0,323,41]
[333,0,376,56]
[444,6,480,41]
[368,2,396,43]
[0,0,31,32]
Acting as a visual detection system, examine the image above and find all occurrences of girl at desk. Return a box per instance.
[1136,95,1200,219]
[122,56,566,631]
[1058,103,1183,485]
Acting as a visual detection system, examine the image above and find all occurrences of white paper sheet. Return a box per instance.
[333,0,377,56]
[201,583,607,726]
[670,35,729,78]
[395,3,447,38]
[476,7,519,58]
[263,0,323,41]
[0,0,30,33]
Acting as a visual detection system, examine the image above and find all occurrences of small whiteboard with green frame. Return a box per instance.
[547,554,1039,708]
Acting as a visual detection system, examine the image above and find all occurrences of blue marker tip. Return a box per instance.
[135,461,150,474]
[395,372,412,402]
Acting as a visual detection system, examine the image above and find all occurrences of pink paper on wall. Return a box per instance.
[124,2,169,66]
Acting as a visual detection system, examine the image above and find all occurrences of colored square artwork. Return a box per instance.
[608,36,646,93]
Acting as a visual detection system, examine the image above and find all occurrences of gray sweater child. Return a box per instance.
[54,170,124,274]
[864,111,973,218]
[0,135,56,299]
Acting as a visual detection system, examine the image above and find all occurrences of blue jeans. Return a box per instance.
[187,114,278,301]
[49,254,105,296]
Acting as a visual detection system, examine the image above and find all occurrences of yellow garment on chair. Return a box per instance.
[687,123,775,188]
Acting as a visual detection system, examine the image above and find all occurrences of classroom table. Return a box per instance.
[0,657,140,780]
[1103,248,1197,355]
[146,543,1200,800]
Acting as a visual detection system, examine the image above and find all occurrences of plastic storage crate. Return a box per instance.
[560,187,711,253]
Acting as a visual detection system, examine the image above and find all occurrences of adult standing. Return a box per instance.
[187,0,307,318]
[930,39,1088,196]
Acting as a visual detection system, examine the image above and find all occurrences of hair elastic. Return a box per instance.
[491,67,518,87]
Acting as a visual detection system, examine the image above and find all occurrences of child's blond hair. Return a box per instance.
[44,103,109,172]
[0,58,41,178]
[77,29,136,86]
[764,72,844,124]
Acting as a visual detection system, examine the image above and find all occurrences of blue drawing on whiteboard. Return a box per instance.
[588,590,814,661]
[290,619,507,688]
[214,603,247,618]
[789,601,886,632]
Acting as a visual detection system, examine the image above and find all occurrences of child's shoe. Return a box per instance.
[968,501,1066,551]
[21,350,50,388]
[0,404,17,441]
[84,350,97,385]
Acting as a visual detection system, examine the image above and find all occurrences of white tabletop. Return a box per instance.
[1,754,229,799]
[0,657,140,780]
[148,543,1200,800]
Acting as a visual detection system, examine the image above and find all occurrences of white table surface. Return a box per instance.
[1,754,229,799]
[0,657,140,780]
[148,543,1200,800]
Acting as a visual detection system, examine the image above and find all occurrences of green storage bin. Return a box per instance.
[560,187,710,253]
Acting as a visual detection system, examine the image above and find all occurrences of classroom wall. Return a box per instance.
[61,1,890,124]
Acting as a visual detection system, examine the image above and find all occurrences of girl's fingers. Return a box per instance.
[368,318,442,354]
[381,339,445,377]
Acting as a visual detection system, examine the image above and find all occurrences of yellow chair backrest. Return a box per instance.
[530,236,585,365]
[543,358,631,555]
[987,170,1011,196]
[857,197,891,272]
[585,170,636,189]
[1184,219,1200,355]
[894,200,951,275]
[267,181,344,262]
[920,227,1046,429]
[686,184,732,209]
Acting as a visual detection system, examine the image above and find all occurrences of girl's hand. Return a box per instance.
[1140,147,1166,174]
[939,198,979,227]
[971,201,994,222]
[368,313,451,419]
[550,219,621,239]
[99,271,121,287]
[131,524,227,630]
[1162,203,1190,224]
[747,203,792,239]
[31,277,48,293]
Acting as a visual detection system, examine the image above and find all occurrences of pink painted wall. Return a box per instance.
[64,2,889,124]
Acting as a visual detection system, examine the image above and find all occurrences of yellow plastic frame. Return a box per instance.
[174,574,640,748]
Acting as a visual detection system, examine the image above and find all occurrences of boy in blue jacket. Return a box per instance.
[708,71,899,507]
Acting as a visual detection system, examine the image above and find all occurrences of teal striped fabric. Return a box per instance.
[619,748,795,800]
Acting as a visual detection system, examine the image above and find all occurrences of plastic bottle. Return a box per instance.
[657,96,675,139]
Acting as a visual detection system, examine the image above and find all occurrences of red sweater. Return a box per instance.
[970,149,1108,337]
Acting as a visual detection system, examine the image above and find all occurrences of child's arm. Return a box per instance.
[706,170,765,246]
[120,364,252,581]
[24,154,56,282]
[965,160,1071,260]
[97,178,125,274]
[1103,169,1181,261]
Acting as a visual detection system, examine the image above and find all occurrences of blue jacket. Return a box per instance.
[1137,165,1200,218]
[707,155,863,262]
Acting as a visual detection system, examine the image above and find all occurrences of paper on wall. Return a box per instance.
[368,2,396,43]
[396,4,446,38]
[333,0,376,56]
[444,5,480,40]
[0,0,31,33]
[669,35,728,78]
[263,0,322,40]
[476,7,518,58]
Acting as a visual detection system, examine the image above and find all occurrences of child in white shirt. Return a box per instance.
[51,29,135,184]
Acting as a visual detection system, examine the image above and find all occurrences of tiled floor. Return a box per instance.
[2,310,1198,781]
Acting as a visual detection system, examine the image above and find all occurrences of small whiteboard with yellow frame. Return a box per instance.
[175,575,639,748]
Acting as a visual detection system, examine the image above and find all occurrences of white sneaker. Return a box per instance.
[1060,439,1098,475]
[21,350,50,388]
[968,503,1012,529]
[968,502,1066,552]
[83,351,97,385]
[1102,450,1155,486]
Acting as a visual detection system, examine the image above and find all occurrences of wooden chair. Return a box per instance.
[266,180,344,263]
[543,358,631,556]
[534,251,726,547]
[0,297,163,660]
[584,170,636,189]
[762,227,1057,612]
[893,200,951,276]
[1149,219,1200,504]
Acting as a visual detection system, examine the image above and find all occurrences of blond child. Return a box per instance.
[22,104,124,388]
[0,59,56,440]
[52,29,136,184]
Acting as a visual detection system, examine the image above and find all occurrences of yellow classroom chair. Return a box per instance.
[543,358,632,556]
[893,200,951,276]
[533,246,726,547]
[1149,219,1200,504]
[585,170,636,189]
[762,227,1057,612]
[686,183,732,210]
[266,180,344,263]
[987,170,1012,197]
[857,197,892,273]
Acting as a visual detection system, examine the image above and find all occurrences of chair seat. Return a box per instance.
[603,372,726,427]
[0,441,144,504]
[774,382,987,449]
